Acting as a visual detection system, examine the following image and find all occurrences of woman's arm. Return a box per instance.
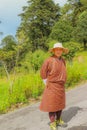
[40,59,49,80]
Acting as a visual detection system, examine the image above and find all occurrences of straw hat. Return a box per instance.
[49,42,69,54]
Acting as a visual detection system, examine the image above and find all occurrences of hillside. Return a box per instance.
[0,50,87,114]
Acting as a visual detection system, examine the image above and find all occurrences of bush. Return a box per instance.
[16,50,50,73]
[49,20,73,43]
[63,42,82,61]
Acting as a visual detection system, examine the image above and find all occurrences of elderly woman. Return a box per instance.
[39,43,69,130]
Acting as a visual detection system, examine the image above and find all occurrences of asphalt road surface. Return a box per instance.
[0,83,87,130]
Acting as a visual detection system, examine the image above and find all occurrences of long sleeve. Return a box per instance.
[40,59,49,79]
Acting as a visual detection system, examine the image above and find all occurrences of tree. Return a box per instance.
[17,0,60,51]
[73,11,87,48]
[1,35,17,51]
[61,0,87,26]
[0,35,17,71]
[60,4,72,22]
[63,41,81,63]
[16,29,32,57]
[49,20,73,43]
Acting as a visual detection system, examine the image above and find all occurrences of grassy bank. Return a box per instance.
[0,51,87,114]
[66,51,87,88]
[0,73,44,113]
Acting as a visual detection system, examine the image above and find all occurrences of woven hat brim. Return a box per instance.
[49,47,69,54]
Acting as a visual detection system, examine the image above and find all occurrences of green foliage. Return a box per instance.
[67,0,86,26]
[80,0,87,7]
[0,73,44,113]
[63,42,81,61]
[66,63,81,87]
[46,40,81,62]
[46,39,58,49]
[73,11,87,48]
[18,49,50,73]
[49,20,73,43]
[0,67,5,77]
[1,35,17,51]
[0,0,87,114]
[60,3,73,22]
[0,35,17,72]
[29,49,50,72]
[65,51,87,88]
[17,0,60,51]
[0,51,87,113]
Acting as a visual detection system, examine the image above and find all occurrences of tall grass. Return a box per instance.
[66,51,87,88]
[0,51,87,113]
[0,73,44,113]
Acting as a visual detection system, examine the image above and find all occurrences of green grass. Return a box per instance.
[66,50,87,88]
[0,50,87,114]
[0,73,44,113]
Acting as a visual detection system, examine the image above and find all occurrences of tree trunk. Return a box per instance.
[83,40,87,49]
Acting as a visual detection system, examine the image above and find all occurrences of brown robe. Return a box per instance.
[39,55,67,112]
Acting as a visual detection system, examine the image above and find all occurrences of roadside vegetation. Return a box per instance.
[0,0,87,113]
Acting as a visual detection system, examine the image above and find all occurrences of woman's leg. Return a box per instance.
[55,110,67,127]
[55,110,62,120]
[49,112,56,122]
[49,112,57,130]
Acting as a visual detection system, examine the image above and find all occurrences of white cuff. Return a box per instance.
[43,79,47,85]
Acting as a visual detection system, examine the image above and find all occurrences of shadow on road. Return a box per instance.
[61,106,83,123]
[68,125,87,130]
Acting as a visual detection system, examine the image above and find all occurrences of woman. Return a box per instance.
[39,43,69,130]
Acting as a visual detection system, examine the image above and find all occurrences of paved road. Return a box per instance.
[0,83,87,130]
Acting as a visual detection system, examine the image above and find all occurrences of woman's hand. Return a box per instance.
[43,79,47,85]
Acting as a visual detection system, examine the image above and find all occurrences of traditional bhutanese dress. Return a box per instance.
[39,55,67,112]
